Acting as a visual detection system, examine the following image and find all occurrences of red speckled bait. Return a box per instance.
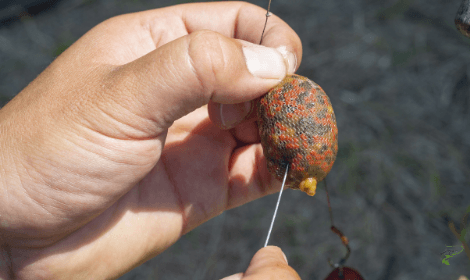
[257,74,338,196]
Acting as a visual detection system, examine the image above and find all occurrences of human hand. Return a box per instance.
[222,246,301,280]
[0,1,301,279]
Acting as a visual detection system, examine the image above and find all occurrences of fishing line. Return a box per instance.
[259,0,272,45]
[255,1,365,278]
[264,165,289,247]
[260,0,285,249]
[325,178,351,269]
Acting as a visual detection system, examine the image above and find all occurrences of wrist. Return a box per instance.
[0,108,15,280]
[0,100,42,246]
[0,107,19,236]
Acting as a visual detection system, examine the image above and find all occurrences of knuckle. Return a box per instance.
[186,30,230,94]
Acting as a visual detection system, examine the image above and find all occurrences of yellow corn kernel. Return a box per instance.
[299,177,317,196]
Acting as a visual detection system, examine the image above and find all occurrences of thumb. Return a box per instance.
[110,30,295,135]
[222,246,301,280]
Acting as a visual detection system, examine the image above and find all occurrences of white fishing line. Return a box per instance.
[260,0,287,249]
[264,165,289,247]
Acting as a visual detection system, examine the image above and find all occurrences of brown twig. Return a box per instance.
[447,211,470,264]
[325,179,351,267]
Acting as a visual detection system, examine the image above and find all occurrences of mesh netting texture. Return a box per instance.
[257,74,338,194]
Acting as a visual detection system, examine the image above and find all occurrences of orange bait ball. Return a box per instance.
[257,74,338,195]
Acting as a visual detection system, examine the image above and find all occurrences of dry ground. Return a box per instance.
[1,0,469,279]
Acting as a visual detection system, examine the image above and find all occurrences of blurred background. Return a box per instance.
[1,0,469,279]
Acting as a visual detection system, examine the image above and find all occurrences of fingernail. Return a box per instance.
[242,45,287,79]
[220,101,253,129]
[282,251,288,264]
[276,46,297,74]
